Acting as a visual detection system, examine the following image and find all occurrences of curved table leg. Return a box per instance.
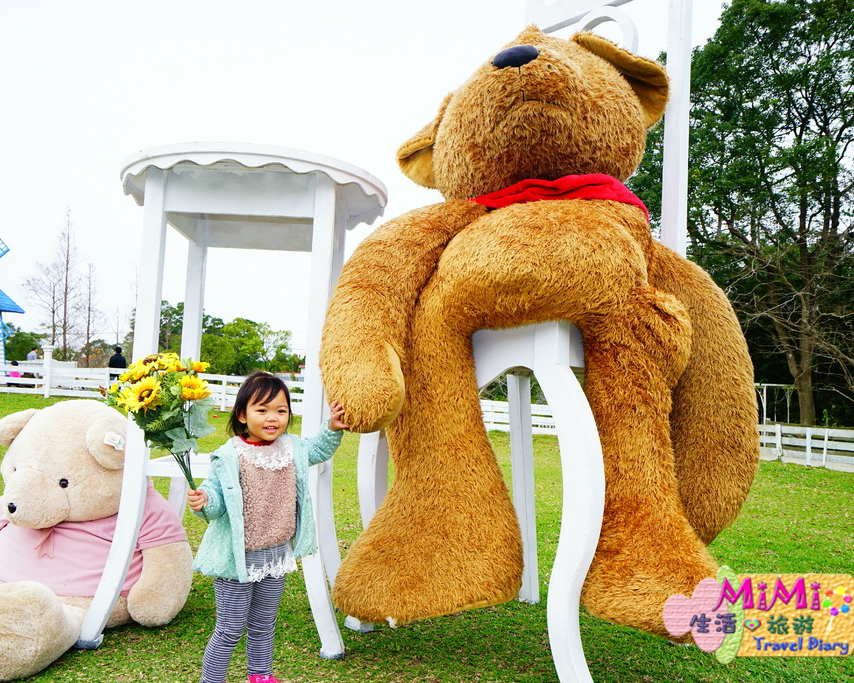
[535,361,603,683]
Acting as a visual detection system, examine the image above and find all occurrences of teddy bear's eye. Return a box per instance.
[59,479,69,488]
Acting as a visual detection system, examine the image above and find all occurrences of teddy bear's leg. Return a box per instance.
[332,280,523,626]
[577,288,720,636]
[62,595,131,628]
[0,581,85,682]
[650,244,759,544]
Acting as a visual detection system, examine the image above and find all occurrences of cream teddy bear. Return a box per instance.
[0,400,193,681]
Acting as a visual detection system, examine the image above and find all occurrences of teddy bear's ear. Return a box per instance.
[86,415,127,470]
[0,409,39,447]
[397,92,454,188]
[573,32,669,128]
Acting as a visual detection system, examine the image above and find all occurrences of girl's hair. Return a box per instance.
[228,371,292,437]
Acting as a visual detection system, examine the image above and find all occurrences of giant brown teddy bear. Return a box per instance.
[320,27,758,637]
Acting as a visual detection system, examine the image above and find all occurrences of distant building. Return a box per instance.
[0,288,25,368]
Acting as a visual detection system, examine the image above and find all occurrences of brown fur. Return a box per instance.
[320,26,757,636]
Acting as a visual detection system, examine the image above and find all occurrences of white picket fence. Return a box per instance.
[4,361,853,470]
[0,362,305,414]
[759,423,854,469]
[481,399,555,434]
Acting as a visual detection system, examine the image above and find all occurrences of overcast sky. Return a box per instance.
[0,0,725,356]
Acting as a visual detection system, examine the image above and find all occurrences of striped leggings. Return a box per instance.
[200,575,286,683]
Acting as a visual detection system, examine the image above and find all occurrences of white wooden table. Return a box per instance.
[77,143,386,660]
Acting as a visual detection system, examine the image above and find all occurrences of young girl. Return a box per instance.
[187,371,347,683]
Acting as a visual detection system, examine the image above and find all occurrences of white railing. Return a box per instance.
[201,372,304,413]
[0,362,305,414]
[759,423,854,469]
[481,398,555,434]
[3,361,852,469]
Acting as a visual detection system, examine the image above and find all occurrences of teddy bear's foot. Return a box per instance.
[0,581,85,681]
[332,483,523,625]
[580,515,719,638]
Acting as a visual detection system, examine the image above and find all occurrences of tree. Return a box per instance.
[631,0,854,425]
[23,261,61,349]
[3,324,43,362]
[200,333,236,375]
[158,301,184,353]
[23,210,84,361]
[80,339,113,368]
[77,262,104,367]
[220,318,266,375]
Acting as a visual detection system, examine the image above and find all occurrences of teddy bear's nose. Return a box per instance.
[6,502,16,514]
[492,45,539,69]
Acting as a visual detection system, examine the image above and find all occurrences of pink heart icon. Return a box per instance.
[744,619,761,631]
[663,578,727,652]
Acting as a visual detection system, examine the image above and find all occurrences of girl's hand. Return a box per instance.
[187,488,208,512]
[329,400,349,432]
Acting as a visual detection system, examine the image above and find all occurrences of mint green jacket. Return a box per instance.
[191,424,342,582]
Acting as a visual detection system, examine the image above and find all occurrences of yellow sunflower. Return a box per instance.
[125,362,152,381]
[180,375,210,401]
[120,376,163,413]
[189,360,210,373]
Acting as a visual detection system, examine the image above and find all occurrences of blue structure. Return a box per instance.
[0,235,26,366]
[0,290,25,366]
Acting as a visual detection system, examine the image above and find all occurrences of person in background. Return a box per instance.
[108,346,127,381]
[8,360,21,387]
[23,347,38,380]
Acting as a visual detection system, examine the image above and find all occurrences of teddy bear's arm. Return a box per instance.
[126,541,194,627]
[320,199,487,433]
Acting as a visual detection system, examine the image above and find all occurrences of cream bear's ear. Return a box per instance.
[87,415,127,470]
[0,409,38,447]
[397,92,454,188]
[573,32,669,128]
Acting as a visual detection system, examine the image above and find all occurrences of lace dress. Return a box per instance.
[233,436,299,582]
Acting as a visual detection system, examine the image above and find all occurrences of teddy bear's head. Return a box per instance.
[0,401,127,529]
[397,26,669,200]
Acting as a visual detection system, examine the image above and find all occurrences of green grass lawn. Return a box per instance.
[1,394,853,682]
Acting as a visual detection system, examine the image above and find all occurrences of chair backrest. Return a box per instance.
[526,0,693,256]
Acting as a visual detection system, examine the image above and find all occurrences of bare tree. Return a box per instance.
[23,261,62,345]
[77,261,104,367]
[23,210,83,361]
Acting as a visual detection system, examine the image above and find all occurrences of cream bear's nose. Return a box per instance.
[492,45,539,69]
[6,502,16,514]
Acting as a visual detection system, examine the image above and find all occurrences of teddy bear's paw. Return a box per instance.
[627,287,693,386]
[333,559,523,626]
[331,490,523,624]
[320,341,405,433]
[0,581,83,681]
[580,522,719,638]
[127,541,193,626]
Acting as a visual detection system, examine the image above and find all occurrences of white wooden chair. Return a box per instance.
[75,143,387,661]
[346,2,694,681]
[350,322,605,683]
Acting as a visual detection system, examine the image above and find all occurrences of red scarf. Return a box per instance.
[471,173,649,222]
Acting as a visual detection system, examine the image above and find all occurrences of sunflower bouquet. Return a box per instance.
[105,352,215,493]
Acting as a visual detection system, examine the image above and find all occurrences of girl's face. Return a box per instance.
[239,389,290,443]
